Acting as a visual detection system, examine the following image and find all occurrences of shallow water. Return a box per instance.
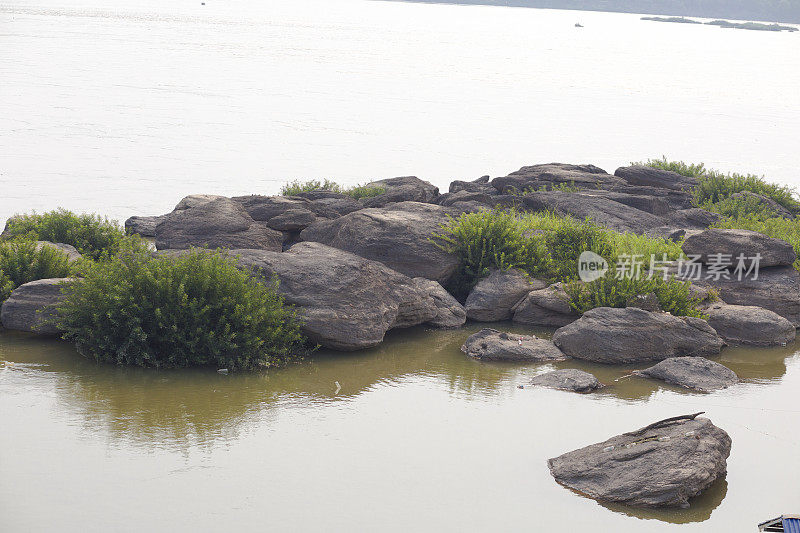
[1,0,800,226]
[1,323,799,531]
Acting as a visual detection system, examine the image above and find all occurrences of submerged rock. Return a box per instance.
[411,278,466,329]
[704,303,795,346]
[528,369,602,393]
[234,242,436,351]
[512,282,578,327]
[633,357,739,392]
[1,278,77,335]
[682,228,796,267]
[548,414,731,508]
[461,328,567,362]
[552,307,724,364]
[465,269,546,322]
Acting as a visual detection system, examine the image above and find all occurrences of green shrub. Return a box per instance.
[714,215,800,270]
[3,209,127,261]
[565,273,705,318]
[700,194,780,221]
[0,239,74,302]
[693,170,800,213]
[56,245,308,370]
[634,156,706,178]
[508,182,581,196]
[281,179,385,199]
[606,231,684,263]
[544,218,615,281]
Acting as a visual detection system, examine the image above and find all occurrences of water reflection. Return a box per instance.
[600,477,728,523]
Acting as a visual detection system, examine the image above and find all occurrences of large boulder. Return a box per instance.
[233,243,436,350]
[465,269,546,322]
[360,176,440,208]
[491,163,624,193]
[518,192,664,233]
[704,303,795,346]
[614,165,699,191]
[1,278,77,335]
[576,190,671,216]
[512,283,578,327]
[232,195,339,222]
[461,328,567,362]
[411,278,466,328]
[448,175,493,194]
[299,201,460,284]
[552,307,725,364]
[548,414,731,508]
[693,265,800,326]
[527,369,603,393]
[682,228,796,267]
[125,214,167,237]
[155,198,284,251]
[35,241,82,262]
[633,357,739,392]
[173,194,226,211]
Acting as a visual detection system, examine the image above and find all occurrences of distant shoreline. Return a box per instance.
[642,16,798,32]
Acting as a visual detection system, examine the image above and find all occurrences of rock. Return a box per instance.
[634,357,738,392]
[438,189,494,207]
[448,175,492,194]
[614,165,699,191]
[299,201,460,284]
[460,328,567,362]
[411,278,466,328]
[694,265,800,326]
[605,183,695,210]
[155,198,284,251]
[233,242,437,350]
[682,228,796,267]
[491,163,624,193]
[265,208,317,231]
[666,208,721,230]
[519,191,664,233]
[528,369,603,392]
[124,214,167,237]
[360,176,440,207]
[729,191,793,219]
[704,303,795,346]
[465,269,546,322]
[548,415,731,508]
[35,241,82,262]
[577,190,671,216]
[552,307,724,364]
[232,195,339,221]
[306,196,363,215]
[1,278,77,334]
[174,194,226,211]
[512,283,579,327]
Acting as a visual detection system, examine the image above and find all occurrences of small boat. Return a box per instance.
[575,22,583,27]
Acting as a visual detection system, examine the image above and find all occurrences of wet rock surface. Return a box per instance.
[527,369,603,393]
[633,357,739,392]
[705,303,796,346]
[461,328,567,362]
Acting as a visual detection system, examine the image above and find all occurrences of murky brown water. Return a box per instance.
[1,323,799,531]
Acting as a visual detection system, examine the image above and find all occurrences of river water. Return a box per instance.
[2,0,800,531]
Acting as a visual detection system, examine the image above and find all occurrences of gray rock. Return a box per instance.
[360,176,440,207]
[519,191,664,234]
[606,183,695,210]
[552,307,724,364]
[729,191,793,219]
[299,201,460,284]
[266,208,317,231]
[438,189,495,207]
[465,269,546,322]
[634,357,739,392]
[694,265,800,326]
[35,241,82,262]
[682,228,796,267]
[411,278,466,328]
[577,190,672,216]
[548,415,731,508]
[174,194,226,211]
[233,243,437,351]
[614,165,699,191]
[491,163,623,193]
[512,283,579,327]
[528,369,603,392]
[461,328,567,362]
[1,278,77,334]
[448,175,492,194]
[666,208,721,230]
[155,198,284,251]
[232,195,339,221]
[705,303,795,346]
[124,214,167,237]
[306,196,363,215]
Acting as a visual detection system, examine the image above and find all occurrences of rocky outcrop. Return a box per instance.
[448,175,492,194]
[548,415,731,508]
[299,201,460,284]
[704,303,795,346]
[527,369,603,393]
[666,208,721,230]
[512,283,578,327]
[155,198,284,251]
[491,163,624,193]
[465,269,546,322]
[233,243,437,350]
[552,307,725,364]
[35,241,82,262]
[461,328,567,362]
[682,228,796,267]
[125,214,167,237]
[1,278,76,334]
[265,208,317,231]
[614,165,699,191]
[174,194,226,211]
[232,195,339,224]
[633,357,739,392]
[411,278,466,328]
[359,176,439,208]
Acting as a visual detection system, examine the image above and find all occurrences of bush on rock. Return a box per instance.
[0,238,73,302]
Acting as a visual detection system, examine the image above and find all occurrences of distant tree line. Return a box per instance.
[402,0,800,24]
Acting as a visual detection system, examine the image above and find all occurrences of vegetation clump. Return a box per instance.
[2,209,128,261]
[0,239,73,302]
[280,179,386,199]
[56,245,308,370]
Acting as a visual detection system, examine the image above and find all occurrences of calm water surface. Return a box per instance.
[1,323,799,531]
